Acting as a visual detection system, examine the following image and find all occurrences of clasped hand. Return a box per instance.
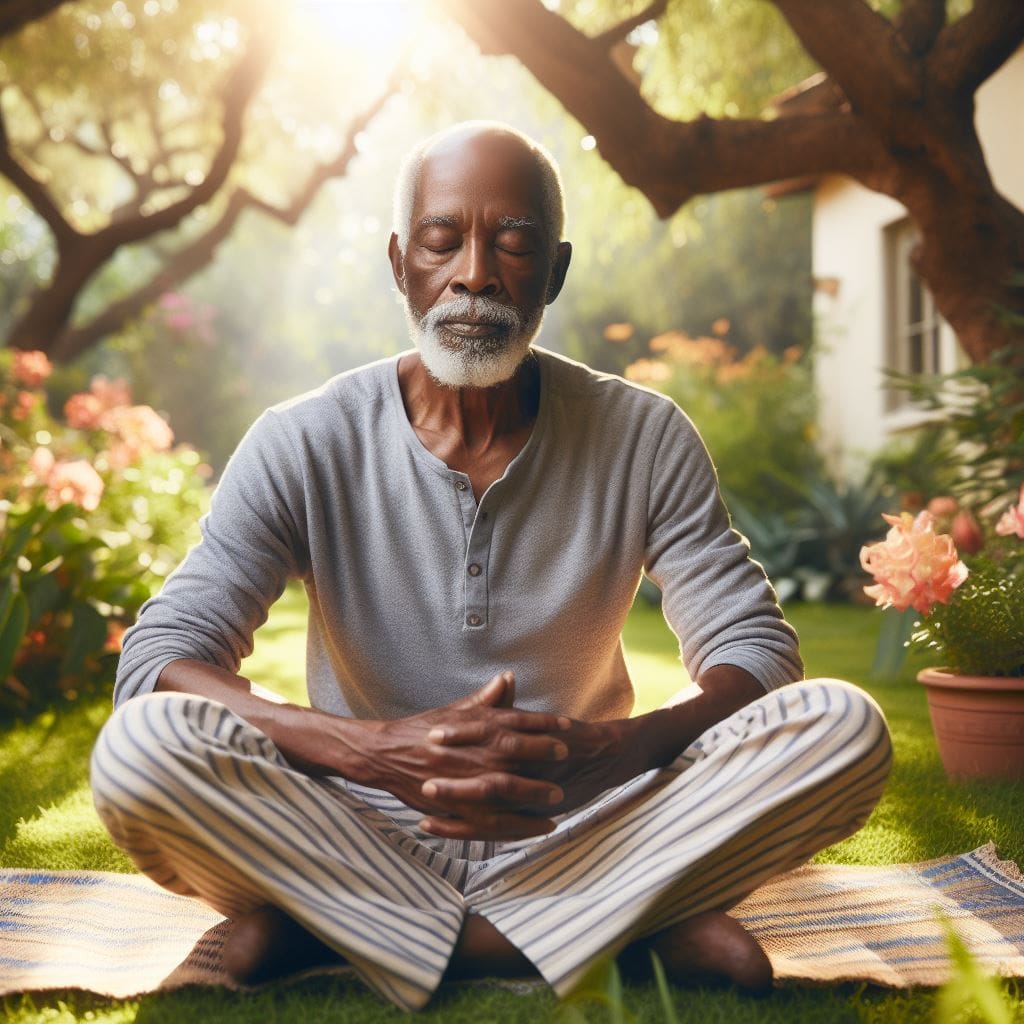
[362,672,630,841]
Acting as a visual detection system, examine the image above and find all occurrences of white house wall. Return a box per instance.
[811,47,1023,481]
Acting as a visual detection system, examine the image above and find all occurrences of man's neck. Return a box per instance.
[396,350,541,498]
[397,350,540,452]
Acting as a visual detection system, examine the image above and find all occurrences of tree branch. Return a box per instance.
[50,72,403,361]
[770,0,920,128]
[99,21,273,251]
[591,0,668,49]
[0,89,77,248]
[893,0,945,56]
[0,0,69,38]
[931,0,1024,97]
[438,0,885,216]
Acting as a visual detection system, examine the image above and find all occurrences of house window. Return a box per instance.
[884,220,950,411]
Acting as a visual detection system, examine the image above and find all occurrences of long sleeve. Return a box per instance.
[644,403,803,692]
[114,410,309,706]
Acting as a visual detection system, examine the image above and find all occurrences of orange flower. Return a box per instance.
[603,323,635,343]
[624,359,672,384]
[860,511,968,615]
[11,350,52,387]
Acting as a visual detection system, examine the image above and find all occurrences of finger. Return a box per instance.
[448,671,512,711]
[422,773,564,808]
[419,812,557,841]
[426,724,570,762]
[427,710,572,745]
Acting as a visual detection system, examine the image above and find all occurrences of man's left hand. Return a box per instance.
[419,716,638,837]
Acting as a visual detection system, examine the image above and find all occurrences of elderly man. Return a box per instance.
[91,122,891,1011]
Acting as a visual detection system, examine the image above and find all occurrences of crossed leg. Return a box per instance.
[91,679,891,1009]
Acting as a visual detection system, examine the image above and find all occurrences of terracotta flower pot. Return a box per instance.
[917,668,1024,781]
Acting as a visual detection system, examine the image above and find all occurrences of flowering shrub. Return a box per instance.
[0,349,209,715]
[624,331,821,515]
[861,494,1024,677]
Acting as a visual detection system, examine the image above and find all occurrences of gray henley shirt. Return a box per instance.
[114,347,803,719]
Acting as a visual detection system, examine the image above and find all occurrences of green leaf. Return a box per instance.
[0,505,51,570]
[650,952,681,1024]
[60,602,108,676]
[0,590,29,686]
[23,573,62,624]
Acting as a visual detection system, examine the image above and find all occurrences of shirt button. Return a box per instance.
[455,480,468,491]
[467,563,482,577]
[466,613,482,627]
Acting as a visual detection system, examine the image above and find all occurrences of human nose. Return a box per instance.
[450,238,500,296]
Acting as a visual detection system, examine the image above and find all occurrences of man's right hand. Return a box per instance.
[331,672,573,839]
[156,662,572,840]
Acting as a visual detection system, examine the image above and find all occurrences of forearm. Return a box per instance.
[620,664,767,777]
[155,658,375,781]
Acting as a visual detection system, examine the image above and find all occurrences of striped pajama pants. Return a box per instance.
[90,678,891,1011]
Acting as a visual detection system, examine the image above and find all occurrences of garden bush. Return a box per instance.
[625,330,823,515]
[0,349,209,716]
[625,330,893,599]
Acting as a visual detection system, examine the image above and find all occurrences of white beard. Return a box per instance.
[404,294,545,389]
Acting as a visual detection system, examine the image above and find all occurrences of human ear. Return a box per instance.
[545,241,572,304]
[388,232,407,295]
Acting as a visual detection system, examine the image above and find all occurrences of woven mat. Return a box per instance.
[1,843,1022,998]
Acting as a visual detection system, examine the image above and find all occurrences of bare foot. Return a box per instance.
[620,911,773,993]
[222,905,344,984]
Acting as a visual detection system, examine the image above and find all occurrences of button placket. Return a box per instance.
[463,499,493,630]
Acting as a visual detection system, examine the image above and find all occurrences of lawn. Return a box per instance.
[2,588,1022,1023]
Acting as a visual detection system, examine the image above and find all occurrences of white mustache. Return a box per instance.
[421,295,522,331]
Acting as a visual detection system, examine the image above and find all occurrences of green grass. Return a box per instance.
[2,587,1022,1022]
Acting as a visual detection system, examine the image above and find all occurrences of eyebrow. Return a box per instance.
[415,215,539,230]
[497,216,539,230]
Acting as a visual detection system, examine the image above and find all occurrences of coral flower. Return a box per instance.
[44,459,105,512]
[64,392,107,430]
[11,350,53,387]
[860,511,968,615]
[995,483,1024,540]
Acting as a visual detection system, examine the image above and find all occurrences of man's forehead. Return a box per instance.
[412,131,545,220]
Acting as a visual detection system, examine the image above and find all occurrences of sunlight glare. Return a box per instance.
[296,0,442,64]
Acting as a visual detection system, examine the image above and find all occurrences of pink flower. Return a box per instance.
[64,376,133,430]
[11,350,52,387]
[43,459,104,512]
[995,484,1024,540]
[23,446,55,486]
[12,391,38,421]
[103,404,174,467]
[950,510,984,555]
[926,495,958,520]
[860,511,969,615]
[64,392,106,430]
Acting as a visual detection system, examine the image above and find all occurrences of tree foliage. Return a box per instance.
[0,0,403,361]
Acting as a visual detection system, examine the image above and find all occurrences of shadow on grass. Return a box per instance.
[0,693,112,848]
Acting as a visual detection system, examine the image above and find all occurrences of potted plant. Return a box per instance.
[860,488,1024,780]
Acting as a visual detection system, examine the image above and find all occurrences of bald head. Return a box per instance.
[392,121,565,258]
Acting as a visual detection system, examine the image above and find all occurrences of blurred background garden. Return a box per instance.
[1,0,1023,1021]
